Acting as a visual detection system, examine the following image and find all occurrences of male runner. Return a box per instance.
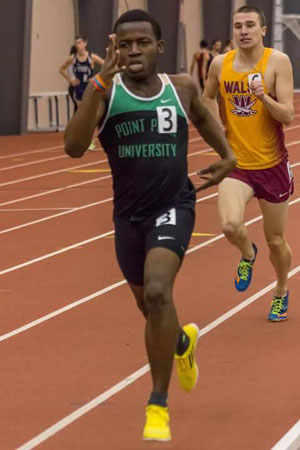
[190,39,210,91]
[207,39,222,75]
[65,9,236,442]
[203,5,294,321]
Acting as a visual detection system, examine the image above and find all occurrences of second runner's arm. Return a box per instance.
[187,76,236,190]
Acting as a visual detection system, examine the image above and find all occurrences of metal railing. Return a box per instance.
[28,91,73,132]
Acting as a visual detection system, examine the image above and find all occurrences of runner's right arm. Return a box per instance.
[202,55,224,125]
[59,56,78,85]
[190,53,197,76]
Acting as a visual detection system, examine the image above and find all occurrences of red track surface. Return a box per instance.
[1,95,300,450]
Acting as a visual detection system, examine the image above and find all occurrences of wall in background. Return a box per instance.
[185,0,203,82]
[0,0,32,134]
[118,0,147,15]
[29,0,75,94]
[8,0,300,134]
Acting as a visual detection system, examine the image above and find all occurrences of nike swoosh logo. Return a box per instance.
[279,192,289,197]
[158,236,175,240]
[161,99,171,104]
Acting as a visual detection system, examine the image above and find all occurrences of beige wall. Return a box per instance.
[29,0,75,94]
[185,0,203,82]
[28,0,75,129]
[27,0,206,129]
[118,0,147,16]
[233,0,246,11]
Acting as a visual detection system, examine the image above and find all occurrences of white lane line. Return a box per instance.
[286,140,300,148]
[2,129,299,189]
[285,124,300,132]
[1,195,300,342]
[291,161,300,168]
[15,265,300,450]
[0,279,126,343]
[0,186,217,268]
[0,150,226,234]
[0,193,216,341]
[1,157,299,236]
[0,162,211,234]
[0,146,206,189]
[0,230,115,276]
[16,365,150,450]
[0,117,298,165]
[0,175,109,208]
[189,195,300,254]
[0,197,113,235]
[0,208,75,212]
[0,159,108,188]
[271,420,300,450]
[0,145,64,161]
[0,143,214,189]
[0,137,293,207]
[0,155,69,171]
[0,178,299,277]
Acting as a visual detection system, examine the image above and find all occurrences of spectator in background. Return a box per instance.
[59,36,104,149]
[190,40,210,92]
[67,45,78,114]
[59,36,104,106]
[207,39,222,75]
[223,39,234,53]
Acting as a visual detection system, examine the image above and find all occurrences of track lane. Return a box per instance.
[0,95,299,449]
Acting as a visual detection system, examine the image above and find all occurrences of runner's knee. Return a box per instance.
[222,221,241,239]
[265,234,286,253]
[144,280,171,313]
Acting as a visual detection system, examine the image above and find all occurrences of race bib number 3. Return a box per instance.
[156,208,176,227]
[156,106,177,133]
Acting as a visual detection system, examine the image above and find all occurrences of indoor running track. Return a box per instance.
[1,94,300,450]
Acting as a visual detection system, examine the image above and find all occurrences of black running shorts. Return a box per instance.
[114,207,195,286]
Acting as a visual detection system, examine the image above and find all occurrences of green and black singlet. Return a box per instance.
[98,73,195,221]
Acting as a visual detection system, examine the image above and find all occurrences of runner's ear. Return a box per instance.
[158,40,165,54]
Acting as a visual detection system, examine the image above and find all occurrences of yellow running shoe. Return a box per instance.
[175,323,199,392]
[143,404,171,442]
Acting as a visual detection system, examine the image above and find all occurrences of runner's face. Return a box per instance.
[116,21,164,79]
[75,39,87,52]
[213,41,222,52]
[233,12,266,49]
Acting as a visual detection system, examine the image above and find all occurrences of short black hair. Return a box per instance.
[200,39,208,48]
[113,9,162,40]
[211,39,221,46]
[235,5,266,27]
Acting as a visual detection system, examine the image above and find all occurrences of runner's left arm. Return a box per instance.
[250,52,294,126]
[92,53,105,67]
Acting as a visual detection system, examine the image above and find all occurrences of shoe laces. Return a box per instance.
[270,297,284,314]
[146,405,168,422]
[238,260,252,280]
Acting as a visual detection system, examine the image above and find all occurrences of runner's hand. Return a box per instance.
[98,34,126,86]
[196,158,236,191]
[250,80,265,101]
[70,79,80,87]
